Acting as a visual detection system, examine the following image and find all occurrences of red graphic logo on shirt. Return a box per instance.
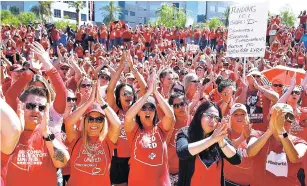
[74,143,108,175]
[10,144,48,171]
[134,131,164,166]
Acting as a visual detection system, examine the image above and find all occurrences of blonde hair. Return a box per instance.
[77,76,93,91]
[80,112,108,148]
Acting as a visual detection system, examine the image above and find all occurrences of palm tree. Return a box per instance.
[68,1,85,28]
[9,6,20,16]
[100,2,122,26]
[223,7,230,27]
[30,1,53,23]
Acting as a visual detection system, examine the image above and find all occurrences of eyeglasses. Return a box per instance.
[99,75,110,80]
[122,91,133,97]
[67,97,77,102]
[291,91,301,95]
[191,80,200,83]
[87,116,105,123]
[25,102,46,112]
[173,102,187,109]
[80,84,92,88]
[272,84,283,88]
[252,75,261,78]
[173,88,184,93]
[141,105,155,112]
[202,113,220,122]
[60,67,69,71]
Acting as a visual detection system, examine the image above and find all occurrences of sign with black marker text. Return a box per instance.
[226,2,268,57]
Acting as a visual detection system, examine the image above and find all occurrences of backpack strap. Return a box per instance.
[70,137,82,156]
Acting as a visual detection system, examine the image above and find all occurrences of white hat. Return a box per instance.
[230,103,248,115]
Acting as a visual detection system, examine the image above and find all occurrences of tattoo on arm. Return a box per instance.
[53,147,65,163]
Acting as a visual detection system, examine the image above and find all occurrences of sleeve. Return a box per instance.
[1,77,12,95]
[221,138,242,165]
[45,68,67,114]
[5,71,33,112]
[176,127,194,160]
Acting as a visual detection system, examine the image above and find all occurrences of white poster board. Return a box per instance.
[269,30,277,36]
[226,2,268,57]
[186,44,199,52]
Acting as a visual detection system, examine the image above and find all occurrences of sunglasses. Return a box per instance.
[67,97,77,102]
[25,102,46,112]
[122,91,133,97]
[191,80,200,83]
[60,67,69,71]
[272,84,283,88]
[285,112,295,123]
[173,102,187,109]
[141,105,155,112]
[173,88,184,93]
[99,75,110,80]
[291,91,301,95]
[87,116,105,123]
[80,84,92,88]
[203,113,220,122]
[252,75,261,78]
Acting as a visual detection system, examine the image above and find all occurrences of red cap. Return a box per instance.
[84,103,105,116]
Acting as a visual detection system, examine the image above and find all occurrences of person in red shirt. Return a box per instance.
[210,29,217,50]
[193,26,200,45]
[124,70,175,186]
[298,10,307,29]
[247,103,307,186]
[50,26,60,56]
[2,86,70,186]
[99,24,108,47]
[65,81,121,186]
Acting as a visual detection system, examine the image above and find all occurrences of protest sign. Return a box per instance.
[186,44,199,52]
[269,30,277,36]
[226,2,268,57]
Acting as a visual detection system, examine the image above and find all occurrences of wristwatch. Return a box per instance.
[278,132,288,139]
[101,103,109,110]
[43,133,55,141]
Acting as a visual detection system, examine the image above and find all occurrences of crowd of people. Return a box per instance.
[1,9,307,186]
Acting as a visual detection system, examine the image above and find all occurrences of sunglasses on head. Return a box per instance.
[173,102,187,109]
[60,66,69,71]
[272,84,283,88]
[67,97,77,102]
[191,80,200,83]
[141,105,155,112]
[25,102,46,112]
[173,88,184,93]
[99,75,110,80]
[80,84,92,88]
[252,75,261,78]
[122,91,133,97]
[291,91,301,95]
[87,116,105,123]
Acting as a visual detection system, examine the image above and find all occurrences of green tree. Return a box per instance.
[223,7,230,26]
[55,15,76,30]
[204,17,225,29]
[279,6,295,27]
[100,2,122,26]
[18,12,38,25]
[154,3,187,28]
[68,1,85,28]
[9,6,20,16]
[30,1,53,23]
[0,10,19,26]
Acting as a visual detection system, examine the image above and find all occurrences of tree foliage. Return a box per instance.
[68,1,85,28]
[204,17,225,29]
[223,7,230,26]
[154,3,187,28]
[30,1,53,23]
[18,12,37,25]
[54,15,76,30]
[100,2,122,26]
[279,6,295,27]
[9,6,20,16]
[0,10,38,26]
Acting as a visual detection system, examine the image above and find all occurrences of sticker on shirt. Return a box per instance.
[119,124,128,140]
[10,144,48,171]
[266,151,288,177]
[134,131,164,166]
[246,94,263,124]
[74,143,108,175]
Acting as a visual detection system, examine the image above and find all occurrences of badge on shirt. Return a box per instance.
[265,151,288,177]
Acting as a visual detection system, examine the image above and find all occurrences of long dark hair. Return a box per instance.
[135,97,159,130]
[188,101,222,143]
[115,83,137,110]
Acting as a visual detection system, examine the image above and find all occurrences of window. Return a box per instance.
[81,14,86,21]
[123,10,128,16]
[64,11,77,20]
[54,9,61,18]
[82,1,86,7]
[210,6,216,12]
[218,7,226,13]
[130,11,135,16]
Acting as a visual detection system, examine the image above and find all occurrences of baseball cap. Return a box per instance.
[125,73,135,80]
[230,103,248,115]
[247,68,262,77]
[59,63,70,68]
[98,69,111,77]
[84,103,105,116]
[10,64,24,72]
[144,96,156,108]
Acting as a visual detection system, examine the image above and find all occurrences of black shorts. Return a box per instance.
[110,156,130,184]
[123,38,131,43]
[145,42,151,47]
[180,39,184,44]
[88,36,94,42]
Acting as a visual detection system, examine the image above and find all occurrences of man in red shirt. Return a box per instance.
[2,86,70,186]
[50,26,60,56]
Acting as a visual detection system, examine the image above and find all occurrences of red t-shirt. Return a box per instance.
[250,134,307,186]
[127,124,170,186]
[67,135,115,186]
[51,29,60,41]
[2,129,60,186]
[115,109,130,158]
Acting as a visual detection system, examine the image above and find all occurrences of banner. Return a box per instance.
[186,44,199,52]
[226,2,268,57]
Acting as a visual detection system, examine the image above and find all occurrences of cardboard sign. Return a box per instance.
[226,2,268,57]
[186,44,199,52]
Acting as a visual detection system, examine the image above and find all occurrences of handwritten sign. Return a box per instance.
[186,44,199,52]
[226,2,268,57]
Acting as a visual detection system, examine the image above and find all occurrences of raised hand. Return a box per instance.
[40,103,51,136]
[16,100,25,131]
[290,72,296,88]
[147,69,156,94]
[31,41,51,65]
[211,122,228,143]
